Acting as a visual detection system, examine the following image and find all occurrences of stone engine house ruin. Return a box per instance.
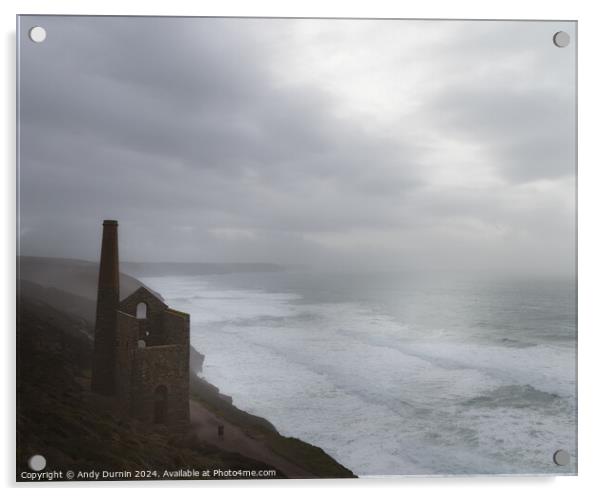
[91,220,190,426]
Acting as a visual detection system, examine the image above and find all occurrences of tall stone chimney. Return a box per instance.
[91,220,120,395]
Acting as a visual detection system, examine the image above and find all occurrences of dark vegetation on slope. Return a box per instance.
[17,257,355,480]
[17,294,280,480]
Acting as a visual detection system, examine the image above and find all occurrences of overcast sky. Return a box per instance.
[18,17,576,274]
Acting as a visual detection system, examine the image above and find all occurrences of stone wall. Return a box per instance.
[117,289,191,427]
[120,287,168,347]
[163,309,190,347]
[132,344,190,426]
[115,311,138,409]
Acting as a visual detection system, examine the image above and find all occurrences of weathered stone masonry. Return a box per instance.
[91,220,190,427]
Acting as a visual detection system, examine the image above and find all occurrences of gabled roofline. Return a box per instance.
[119,285,168,308]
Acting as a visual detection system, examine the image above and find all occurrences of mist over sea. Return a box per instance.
[141,270,576,476]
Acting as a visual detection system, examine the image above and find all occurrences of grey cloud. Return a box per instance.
[18,17,575,273]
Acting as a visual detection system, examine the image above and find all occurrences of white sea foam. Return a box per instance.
[141,275,576,476]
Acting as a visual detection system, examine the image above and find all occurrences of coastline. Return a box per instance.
[16,256,354,480]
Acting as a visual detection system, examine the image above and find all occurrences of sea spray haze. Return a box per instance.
[143,270,576,475]
[18,15,576,477]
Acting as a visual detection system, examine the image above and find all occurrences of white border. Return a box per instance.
[3,1,601,495]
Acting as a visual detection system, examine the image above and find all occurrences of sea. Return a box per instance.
[141,270,577,476]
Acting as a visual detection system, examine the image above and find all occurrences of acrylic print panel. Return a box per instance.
[16,16,577,480]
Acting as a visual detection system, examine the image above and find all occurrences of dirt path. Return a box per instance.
[188,400,313,478]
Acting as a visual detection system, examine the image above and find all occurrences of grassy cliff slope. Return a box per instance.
[16,258,354,480]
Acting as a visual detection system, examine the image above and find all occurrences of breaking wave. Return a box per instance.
[142,273,576,476]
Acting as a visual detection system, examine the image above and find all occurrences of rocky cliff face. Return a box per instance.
[16,257,355,480]
[17,294,283,479]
